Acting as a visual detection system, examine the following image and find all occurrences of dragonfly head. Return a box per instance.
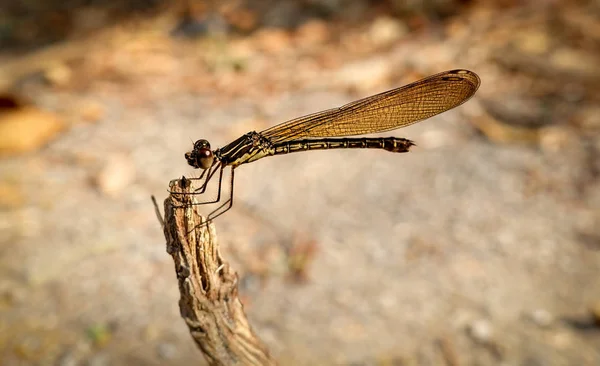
[186,139,214,170]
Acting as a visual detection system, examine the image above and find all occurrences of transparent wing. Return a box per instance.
[260,69,480,143]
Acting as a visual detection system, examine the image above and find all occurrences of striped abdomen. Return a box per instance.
[272,137,414,156]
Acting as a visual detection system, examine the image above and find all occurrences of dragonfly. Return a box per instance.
[179,69,480,223]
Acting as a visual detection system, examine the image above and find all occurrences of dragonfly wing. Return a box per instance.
[261,69,480,143]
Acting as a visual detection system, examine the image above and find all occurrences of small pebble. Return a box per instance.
[78,101,105,123]
[254,28,292,54]
[368,16,408,47]
[515,30,551,55]
[530,309,554,327]
[296,20,330,48]
[157,342,177,360]
[539,126,575,153]
[44,62,72,87]
[95,155,136,197]
[467,319,493,343]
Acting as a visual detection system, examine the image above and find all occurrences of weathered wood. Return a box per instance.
[156,178,275,366]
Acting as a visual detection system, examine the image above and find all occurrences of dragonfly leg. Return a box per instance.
[204,166,235,223]
[170,163,225,208]
[186,167,235,230]
[195,161,221,194]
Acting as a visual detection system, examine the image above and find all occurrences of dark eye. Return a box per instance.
[198,149,214,169]
[194,139,210,150]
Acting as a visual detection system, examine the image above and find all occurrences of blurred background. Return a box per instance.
[1,0,599,365]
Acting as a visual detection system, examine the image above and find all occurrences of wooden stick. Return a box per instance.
[154,178,276,366]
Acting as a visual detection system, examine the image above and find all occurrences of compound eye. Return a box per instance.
[194,139,210,150]
[197,148,214,170]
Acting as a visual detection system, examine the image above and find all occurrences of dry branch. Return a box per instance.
[158,178,275,366]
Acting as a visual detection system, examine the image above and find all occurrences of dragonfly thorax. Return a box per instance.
[215,131,274,167]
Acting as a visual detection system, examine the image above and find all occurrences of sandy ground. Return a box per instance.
[1,3,599,365]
